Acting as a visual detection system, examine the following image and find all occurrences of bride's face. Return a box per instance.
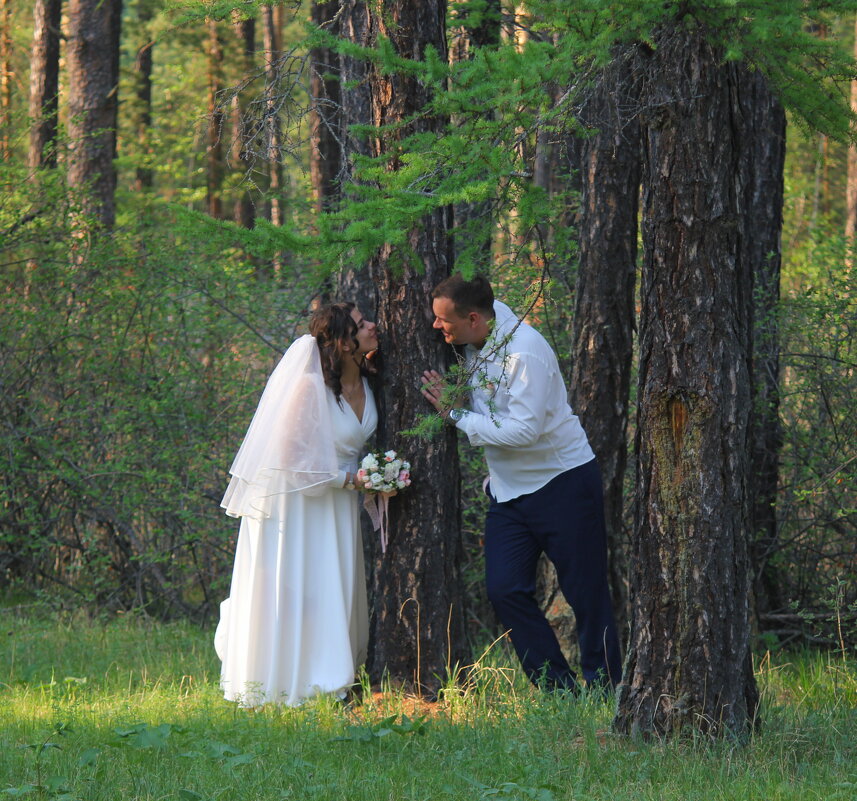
[350,307,379,355]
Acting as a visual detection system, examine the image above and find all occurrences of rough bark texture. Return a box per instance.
[448,0,500,270]
[613,26,758,739]
[847,18,857,254]
[67,0,122,229]
[0,0,12,161]
[568,49,640,646]
[206,19,225,219]
[342,0,468,693]
[133,1,154,191]
[28,0,63,169]
[336,0,376,315]
[738,70,786,624]
[231,16,256,228]
[309,0,342,215]
[262,5,283,230]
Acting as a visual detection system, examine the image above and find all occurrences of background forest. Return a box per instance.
[1,0,855,722]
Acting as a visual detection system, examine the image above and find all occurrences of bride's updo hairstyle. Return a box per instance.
[309,302,360,405]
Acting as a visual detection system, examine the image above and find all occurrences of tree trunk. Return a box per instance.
[262,4,283,274]
[569,48,640,644]
[738,70,786,624]
[206,18,224,219]
[28,0,63,170]
[448,0,501,270]
[336,0,376,314]
[67,0,123,230]
[614,25,758,739]
[0,0,12,162]
[262,5,283,228]
[309,0,342,215]
[345,0,468,694]
[231,16,256,228]
[133,0,155,192]
[846,17,857,257]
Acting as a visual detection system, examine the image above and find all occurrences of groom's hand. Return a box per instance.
[420,369,451,418]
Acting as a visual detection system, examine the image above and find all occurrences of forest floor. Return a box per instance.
[1,607,855,800]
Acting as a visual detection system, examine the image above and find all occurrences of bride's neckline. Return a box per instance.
[341,378,366,424]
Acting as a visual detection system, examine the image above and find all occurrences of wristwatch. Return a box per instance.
[448,408,467,424]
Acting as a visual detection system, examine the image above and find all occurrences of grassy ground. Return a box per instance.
[1,608,855,800]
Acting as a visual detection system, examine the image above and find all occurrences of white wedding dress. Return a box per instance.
[215,380,377,706]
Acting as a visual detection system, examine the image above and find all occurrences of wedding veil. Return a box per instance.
[220,334,339,519]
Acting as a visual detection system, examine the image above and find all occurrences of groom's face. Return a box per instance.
[432,296,478,346]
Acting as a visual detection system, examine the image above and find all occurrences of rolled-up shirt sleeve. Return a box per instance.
[454,352,551,448]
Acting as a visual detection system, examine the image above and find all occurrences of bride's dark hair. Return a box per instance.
[309,301,370,405]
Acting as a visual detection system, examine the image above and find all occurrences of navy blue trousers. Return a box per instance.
[484,459,622,690]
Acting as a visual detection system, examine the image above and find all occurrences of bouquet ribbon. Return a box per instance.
[363,493,390,554]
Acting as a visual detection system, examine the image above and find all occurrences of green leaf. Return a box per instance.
[76,748,100,767]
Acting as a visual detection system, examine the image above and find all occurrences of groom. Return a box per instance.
[421,274,622,691]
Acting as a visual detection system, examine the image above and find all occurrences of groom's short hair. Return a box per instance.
[432,273,495,318]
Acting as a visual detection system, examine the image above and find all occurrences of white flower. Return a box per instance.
[370,472,383,487]
[383,450,397,462]
[362,453,379,471]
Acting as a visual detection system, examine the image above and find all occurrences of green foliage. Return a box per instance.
[773,238,857,642]
[0,152,320,615]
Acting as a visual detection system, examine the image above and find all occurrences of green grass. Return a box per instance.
[1,608,856,801]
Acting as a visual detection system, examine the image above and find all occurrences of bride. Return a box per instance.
[215,302,379,706]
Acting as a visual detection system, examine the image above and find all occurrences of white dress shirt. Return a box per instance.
[452,301,594,502]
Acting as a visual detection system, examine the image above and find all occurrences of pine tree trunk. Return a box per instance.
[613,25,758,739]
[262,4,283,274]
[231,16,255,228]
[349,0,468,694]
[67,0,123,230]
[846,17,857,256]
[336,0,376,314]
[448,0,500,270]
[309,0,342,215]
[738,70,786,625]
[0,0,12,162]
[133,1,155,191]
[28,0,62,170]
[206,18,224,219]
[569,48,640,643]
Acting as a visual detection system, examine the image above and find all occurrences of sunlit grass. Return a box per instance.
[1,608,855,800]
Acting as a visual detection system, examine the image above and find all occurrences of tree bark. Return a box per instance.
[231,15,256,228]
[569,48,640,644]
[846,17,857,258]
[67,0,123,230]
[738,70,786,624]
[309,0,342,215]
[0,0,12,162]
[262,5,283,229]
[614,25,758,739]
[28,0,63,170]
[448,0,501,270]
[206,18,225,219]
[133,0,155,192]
[336,0,376,314]
[262,4,284,275]
[342,0,468,694]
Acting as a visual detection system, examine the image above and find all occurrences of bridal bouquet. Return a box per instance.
[356,450,411,554]
[355,450,412,493]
